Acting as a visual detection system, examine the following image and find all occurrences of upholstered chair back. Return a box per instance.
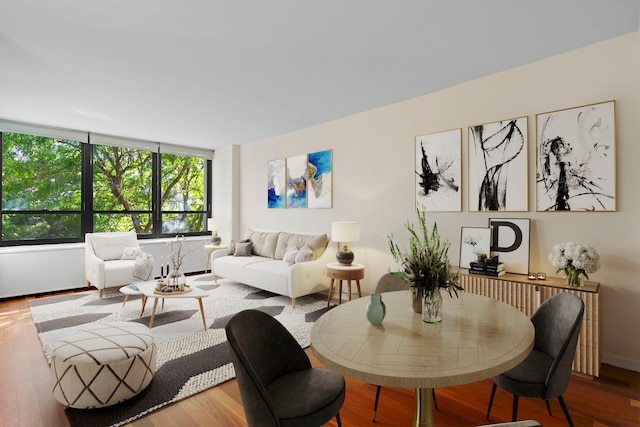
[531,292,585,399]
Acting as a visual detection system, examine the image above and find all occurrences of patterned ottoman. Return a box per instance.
[50,321,156,409]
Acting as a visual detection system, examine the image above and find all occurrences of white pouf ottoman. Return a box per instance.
[50,321,156,409]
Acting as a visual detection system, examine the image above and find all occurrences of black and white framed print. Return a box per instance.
[536,100,616,212]
[488,218,531,274]
[459,227,491,269]
[468,117,528,212]
[415,129,462,212]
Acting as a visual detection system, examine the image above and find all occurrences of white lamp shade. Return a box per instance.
[207,218,224,231]
[331,221,360,243]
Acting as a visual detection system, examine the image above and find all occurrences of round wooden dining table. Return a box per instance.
[310,291,535,427]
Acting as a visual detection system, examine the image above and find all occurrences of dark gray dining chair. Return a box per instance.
[225,309,345,427]
[486,292,585,426]
[370,273,438,422]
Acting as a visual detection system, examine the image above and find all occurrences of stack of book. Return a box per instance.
[468,261,506,277]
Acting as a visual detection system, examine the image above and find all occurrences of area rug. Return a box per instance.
[28,274,333,427]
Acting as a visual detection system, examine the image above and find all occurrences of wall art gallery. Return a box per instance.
[268,149,332,209]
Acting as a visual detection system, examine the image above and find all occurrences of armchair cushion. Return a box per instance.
[121,246,142,260]
[91,232,139,261]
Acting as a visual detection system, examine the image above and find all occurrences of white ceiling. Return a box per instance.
[1,1,638,149]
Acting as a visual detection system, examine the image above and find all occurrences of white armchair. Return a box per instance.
[85,232,153,297]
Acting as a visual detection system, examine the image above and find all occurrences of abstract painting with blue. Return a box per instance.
[286,154,307,208]
[468,116,528,212]
[415,129,461,212]
[307,149,332,208]
[267,158,285,208]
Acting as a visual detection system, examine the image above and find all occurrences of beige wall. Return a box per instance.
[215,33,640,371]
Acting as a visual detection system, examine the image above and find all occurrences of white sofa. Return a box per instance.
[212,229,334,307]
[85,232,153,297]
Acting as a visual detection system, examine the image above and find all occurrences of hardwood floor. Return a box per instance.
[1,292,639,427]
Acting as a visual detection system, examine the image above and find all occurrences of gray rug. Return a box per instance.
[29,275,332,427]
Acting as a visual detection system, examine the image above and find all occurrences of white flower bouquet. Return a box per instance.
[548,242,600,286]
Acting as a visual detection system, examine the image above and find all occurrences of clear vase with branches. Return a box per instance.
[388,210,463,323]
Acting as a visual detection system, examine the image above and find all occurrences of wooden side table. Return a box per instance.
[204,244,227,273]
[326,262,364,306]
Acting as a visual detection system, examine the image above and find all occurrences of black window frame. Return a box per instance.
[0,128,212,247]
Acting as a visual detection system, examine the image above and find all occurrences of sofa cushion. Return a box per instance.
[245,230,280,258]
[217,255,272,269]
[234,241,253,257]
[294,245,315,264]
[274,232,328,260]
[283,249,298,266]
[91,233,138,261]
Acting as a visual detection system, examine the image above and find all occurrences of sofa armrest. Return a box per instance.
[210,247,230,275]
[85,250,106,288]
[288,245,335,298]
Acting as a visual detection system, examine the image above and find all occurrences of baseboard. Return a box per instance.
[602,352,640,373]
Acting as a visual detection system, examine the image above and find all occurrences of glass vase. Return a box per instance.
[565,272,583,287]
[422,289,443,324]
[167,269,186,291]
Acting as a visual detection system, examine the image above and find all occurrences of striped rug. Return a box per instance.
[29,274,332,427]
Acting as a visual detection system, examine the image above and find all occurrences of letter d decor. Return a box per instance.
[488,218,530,274]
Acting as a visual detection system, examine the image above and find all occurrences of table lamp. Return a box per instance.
[207,218,224,245]
[331,221,360,265]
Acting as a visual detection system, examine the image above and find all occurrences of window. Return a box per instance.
[0,120,212,246]
[160,153,207,234]
[92,144,154,234]
[1,132,83,242]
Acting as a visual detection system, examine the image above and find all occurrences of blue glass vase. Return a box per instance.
[366,294,386,325]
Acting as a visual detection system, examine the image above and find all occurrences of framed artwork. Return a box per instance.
[415,129,461,212]
[488,218,530,274]
[468,116,528,211]
[307,149,332,208]
[267,158,286,208]
[459,227,491,269]
[536,100,616,211]
[286,154,307,208]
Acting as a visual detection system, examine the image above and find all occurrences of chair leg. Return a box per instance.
[557,395,575,427]
[432,388,438,411]
[545,399,552,416]
[511,395,519,422]
[98,288,103,298]
[335,412,342,427]
[486,382,497,419]
[372,385,382,421]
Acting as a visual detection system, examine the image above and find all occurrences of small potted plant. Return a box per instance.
[388,210,463,323]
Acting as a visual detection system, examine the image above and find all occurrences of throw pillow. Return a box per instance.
[234,241,253,257]
[121,246,142,260]
[133,252,154,280]
[283,249,299,266]
[294,245,315,264]
[229,238,250,256]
